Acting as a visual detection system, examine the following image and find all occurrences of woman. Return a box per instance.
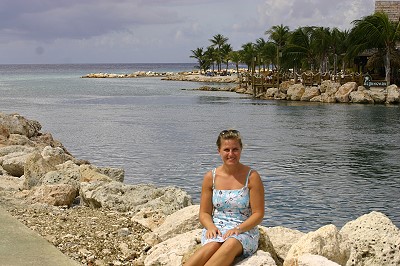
[185,129,265,265]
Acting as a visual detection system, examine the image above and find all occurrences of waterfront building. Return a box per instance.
[375,0,400,22]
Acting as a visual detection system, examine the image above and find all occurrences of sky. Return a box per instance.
[0,0,376,64]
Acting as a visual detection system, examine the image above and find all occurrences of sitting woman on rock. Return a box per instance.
[185,129,265,265]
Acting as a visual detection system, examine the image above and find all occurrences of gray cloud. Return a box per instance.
[0,0,187,41]
[259,0,374,30]
[0,0,376,63]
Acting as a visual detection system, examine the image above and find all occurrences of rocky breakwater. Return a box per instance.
[161,73,239,83]
[255,80,400,105]
[0,112,192,265]
[1,112,399,266]
[82,71,176,78]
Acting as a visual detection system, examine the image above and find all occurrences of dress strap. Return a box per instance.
[245,169,252,187]
[212,168,216,189]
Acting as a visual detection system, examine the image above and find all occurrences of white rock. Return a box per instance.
[289,254,341,266]
[144,229,202,266]
[287,84,305,101]
[284,224,350,266]
[28,184,78,206]
[263,226,305,260]
[386,84,400,104]
[335,82,357,103]
[340,211,400,266]
[0,112,41,138]
[236,250,277,266]
[153,205,201,241]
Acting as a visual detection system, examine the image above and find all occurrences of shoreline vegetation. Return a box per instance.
[1,112,400,266]
[81,70,400,105]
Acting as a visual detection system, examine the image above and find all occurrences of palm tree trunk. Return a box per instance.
[385,49,391,84]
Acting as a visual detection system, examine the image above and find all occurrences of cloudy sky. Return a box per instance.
[0,0,375,64]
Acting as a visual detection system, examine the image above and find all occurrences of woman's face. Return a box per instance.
[218,138,242,165]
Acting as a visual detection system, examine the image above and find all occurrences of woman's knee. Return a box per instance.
[202,242,222,255]
[220,238,243,257]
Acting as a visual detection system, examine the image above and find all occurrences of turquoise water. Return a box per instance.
[1,64,399,232]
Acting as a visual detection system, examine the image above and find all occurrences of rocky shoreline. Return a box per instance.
[1,112,400,266]
[82,71,400,105]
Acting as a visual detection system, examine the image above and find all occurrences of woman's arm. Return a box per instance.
[199,171,221,239]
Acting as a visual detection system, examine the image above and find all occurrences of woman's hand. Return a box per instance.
[206,227,222,239]
[222,227,241,239]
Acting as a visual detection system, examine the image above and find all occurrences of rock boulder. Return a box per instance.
[340,211,400,266]
[284,224,350,266]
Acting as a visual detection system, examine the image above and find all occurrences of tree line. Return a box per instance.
[190,12,400,84]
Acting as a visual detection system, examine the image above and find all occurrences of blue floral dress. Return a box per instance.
[201,168,259,257]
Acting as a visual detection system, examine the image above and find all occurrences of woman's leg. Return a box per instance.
[205,238,243,266]
[184,242,222,266]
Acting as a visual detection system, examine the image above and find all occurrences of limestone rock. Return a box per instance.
[287,84,305,101]
[79,164,114,182]
[264,226,305,260]
[97,167,124,182]
[23,146,75,189]
[41,160,81,188]
[259,227,284,266]
[0,124,10,144]
[340,211,400,266]
[367,88,386,104]
[79,181,192,214]
[320,80,340,95]
[0,175,23,191]
[6,134,34,146]
[0,112,41,138]
[41,146,74,163]
[274,91,288,100]
[0,145,37,157]
[349,90,374,104]
[145,229,202,266]
[152,205,202,242]
[236,250,277,266]
[0,146,37,177]
[386,84,400,104]
[31,132,70,153]
[301,87,320,101]
[2,152,32,177]
[27,184,78,206]
[266,87,279,98]
[279,81,294,94]
[285,254,341,266]
[284,224,350,266]
[335,82,358,103]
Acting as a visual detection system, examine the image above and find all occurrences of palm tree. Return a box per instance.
[286,26,318,71]
[255,38,276,72]
[209,34,229,73]
[190,47,211,74]
[221,43,233,73]
[205,46,217,73]
[265,24,290,70]
[190,47,205,71]
[265,24,291,88]
[348,12,400,83]
[330,28,349,77]
[312,27,332,73]
[228,51,241,76]
[239,42,256,70]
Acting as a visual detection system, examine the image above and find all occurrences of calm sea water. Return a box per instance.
[0,63,399,232]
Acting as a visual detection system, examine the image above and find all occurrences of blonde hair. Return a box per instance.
[216,129,242,149]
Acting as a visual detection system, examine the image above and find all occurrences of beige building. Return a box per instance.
[375,0,400,22]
